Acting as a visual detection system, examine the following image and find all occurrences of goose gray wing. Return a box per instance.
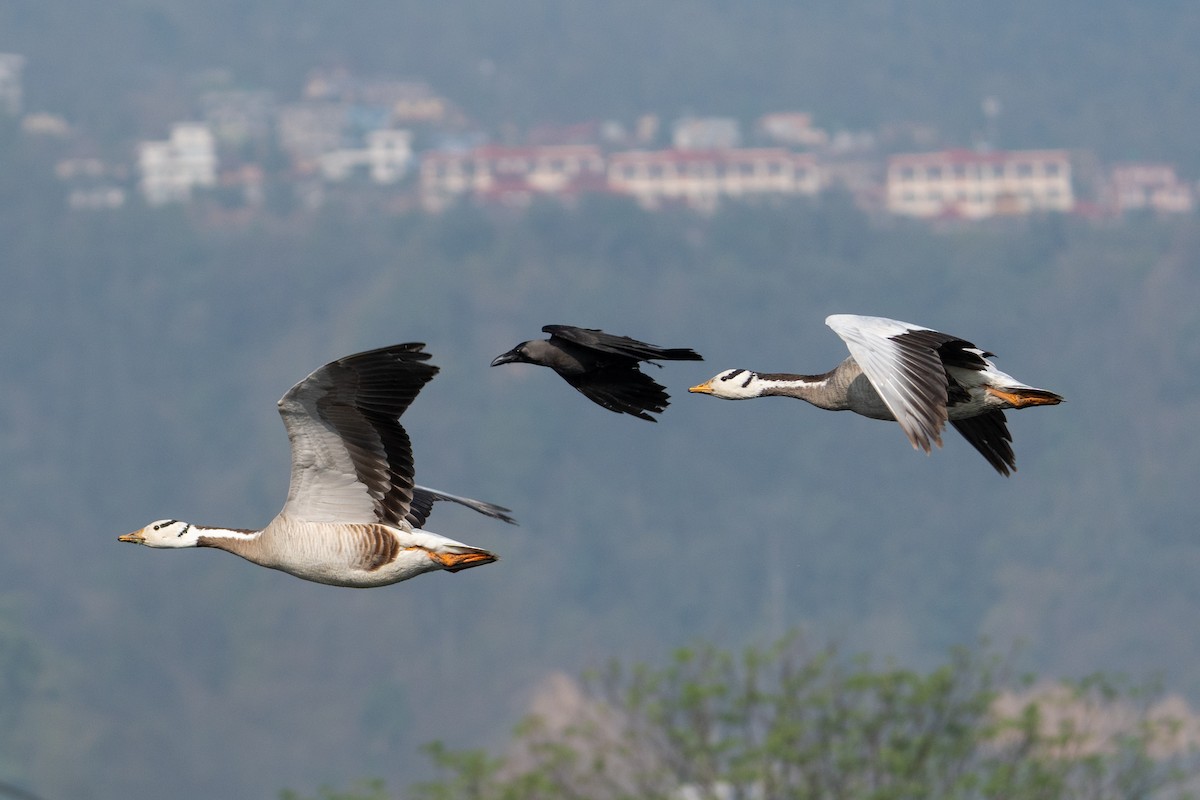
[408,485,518,528]
[826,314,957,453]
[277,343,438,525]
[542,325,703,363]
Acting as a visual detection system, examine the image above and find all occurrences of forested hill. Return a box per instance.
[4,1,1200,169]
[2,126,1200,798]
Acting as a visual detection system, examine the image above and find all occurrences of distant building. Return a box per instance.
[1105,163,1194,215]
[756,112,828,148]
[378,82,453,125]
[886,149,1074,219]
[137,123,217,206]
[0,53,26,116]
[827,129,878,155]
[68,185,127,211]
[20,112,70,138]
[672,117,741,150]
[56,158,127,211]
[419,145,606,210]
[317,129,414,184]
[607,148,821,212]
[364,129,414,183]
[304,68,453,125]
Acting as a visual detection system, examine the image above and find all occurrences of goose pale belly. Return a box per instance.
[249,519,450,587]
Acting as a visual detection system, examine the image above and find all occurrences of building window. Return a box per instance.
[926,166,943,180]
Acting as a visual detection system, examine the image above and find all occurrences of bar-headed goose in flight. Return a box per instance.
[119,343,513,587]
[491,325,703,421]
[689,314,1062,475]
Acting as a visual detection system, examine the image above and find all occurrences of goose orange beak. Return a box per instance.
[689,381,714,394]
[118,529,145,543]
[429,549,497,573]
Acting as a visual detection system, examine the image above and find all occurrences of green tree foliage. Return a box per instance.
[407,635,1197,800]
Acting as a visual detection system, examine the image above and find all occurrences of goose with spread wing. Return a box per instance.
[119,343,512,587]
[688,314,1062,475]
[491,325,703,421]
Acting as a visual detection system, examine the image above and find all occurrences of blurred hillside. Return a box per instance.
[3,1,1200,169]
[2,124,1199,797]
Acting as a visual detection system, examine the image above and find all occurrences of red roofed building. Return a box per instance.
[886,149,1074,219]
[419,145,605,210]
[607,148,821,211]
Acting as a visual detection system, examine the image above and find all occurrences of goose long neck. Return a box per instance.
[196,526,264,560]
[754,369,849,410]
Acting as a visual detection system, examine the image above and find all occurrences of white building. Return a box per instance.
[317,129,414,184]
[0,53,26,116]
[886,149,1074,219]
[366,129,414,183]
[1106,163,1194,215]
[419,145,606,210]
[608,148,821,211]
[56,158,128,211]
[137,123,217,206]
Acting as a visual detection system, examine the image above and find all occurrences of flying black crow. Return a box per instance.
[491,325,703,421]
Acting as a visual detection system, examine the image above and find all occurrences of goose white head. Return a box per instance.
[689,369,764,400]
[119,519,201,548]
